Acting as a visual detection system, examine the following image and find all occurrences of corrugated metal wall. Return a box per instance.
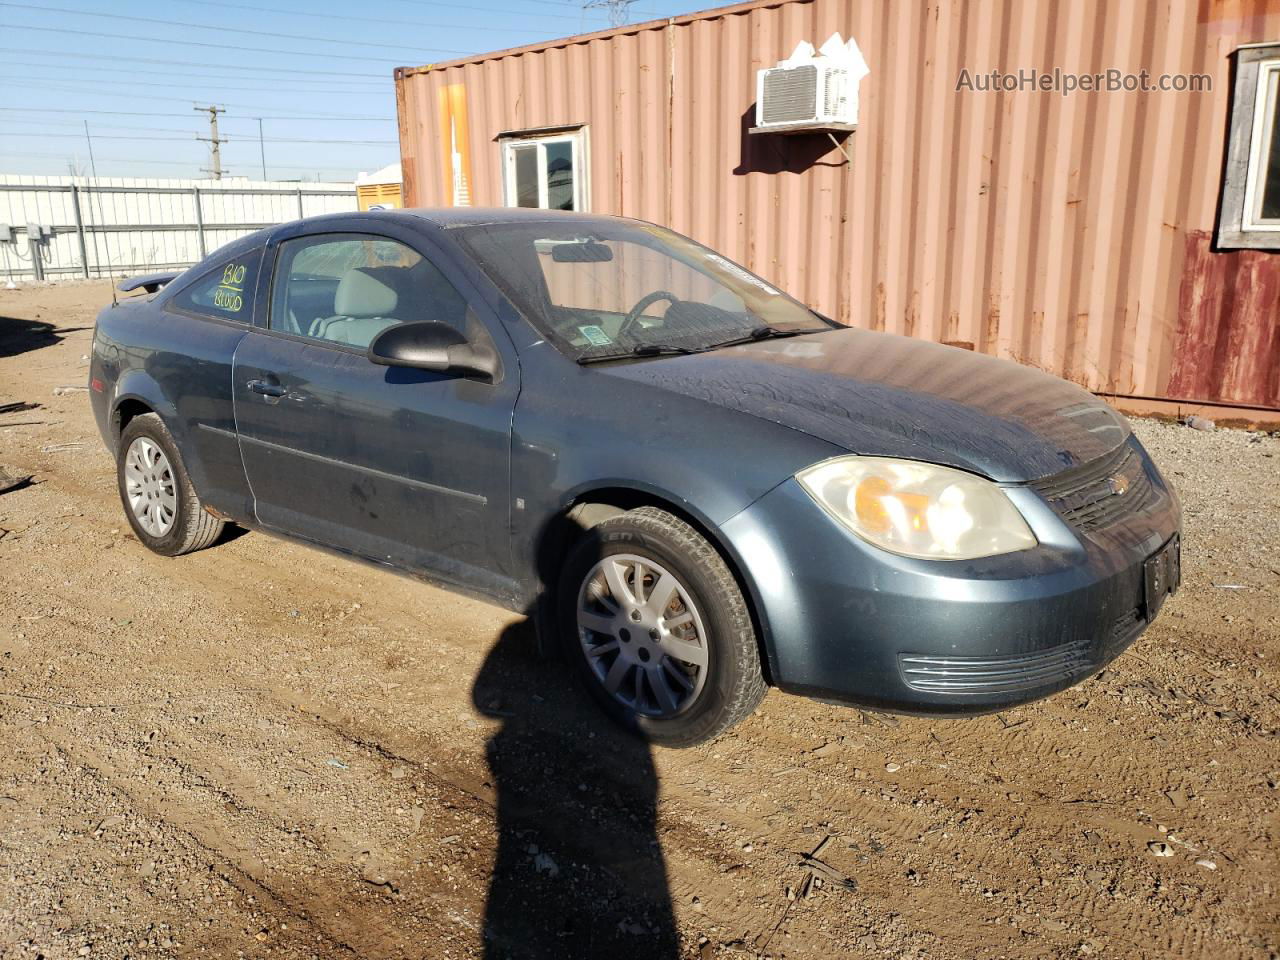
[0,175,357,281]
[396,0,1280,410]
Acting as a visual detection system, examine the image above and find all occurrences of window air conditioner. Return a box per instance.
[751,34,868,135]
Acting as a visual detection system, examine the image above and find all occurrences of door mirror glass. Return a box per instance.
[367,320,498,380]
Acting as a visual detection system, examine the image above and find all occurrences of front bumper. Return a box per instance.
[718,439,1181,714]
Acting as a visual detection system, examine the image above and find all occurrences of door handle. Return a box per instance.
[247,378,287,398]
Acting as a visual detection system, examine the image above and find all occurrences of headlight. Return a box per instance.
[796,456,1037,560]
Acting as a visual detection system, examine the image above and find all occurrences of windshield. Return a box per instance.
[449,219,832,361]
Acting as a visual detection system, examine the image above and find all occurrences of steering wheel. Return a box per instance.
[618,290,680,338]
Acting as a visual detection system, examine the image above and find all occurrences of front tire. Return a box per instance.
[558,506,767,748]
[117,413,224,557]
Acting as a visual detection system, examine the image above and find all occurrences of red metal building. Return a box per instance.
[395,0,1280,421]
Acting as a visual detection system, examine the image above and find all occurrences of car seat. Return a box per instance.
[310,267,403,348]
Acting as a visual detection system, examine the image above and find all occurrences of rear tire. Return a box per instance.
[558,506,767,748]
[116,412,224,557]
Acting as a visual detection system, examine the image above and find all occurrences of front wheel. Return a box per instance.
[558,506,767,748]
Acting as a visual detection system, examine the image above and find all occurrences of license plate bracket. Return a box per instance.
[1143,535,1181,621]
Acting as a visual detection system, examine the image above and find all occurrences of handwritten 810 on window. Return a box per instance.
[214,263,246,312]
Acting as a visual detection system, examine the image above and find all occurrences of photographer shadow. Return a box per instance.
[473,616,679,960]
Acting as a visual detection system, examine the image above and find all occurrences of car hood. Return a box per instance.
[602,327,1130,483]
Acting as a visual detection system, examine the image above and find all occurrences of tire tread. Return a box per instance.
[577,506,767,747]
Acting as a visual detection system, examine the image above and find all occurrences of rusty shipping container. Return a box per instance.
[395,0,1280,416]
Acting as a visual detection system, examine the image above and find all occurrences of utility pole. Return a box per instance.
[195,104,227,180]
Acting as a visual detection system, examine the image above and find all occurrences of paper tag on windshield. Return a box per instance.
[706,254,781,295]
[579,324,613,346]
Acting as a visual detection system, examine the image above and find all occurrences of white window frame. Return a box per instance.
[1242,60,1280,232]
[500,129,588,211]
[1218,43,1280,249]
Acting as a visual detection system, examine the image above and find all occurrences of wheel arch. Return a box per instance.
[109,383,216,511]
[533,484,777,685]
[112,396,156,442]
[110,369,179,448]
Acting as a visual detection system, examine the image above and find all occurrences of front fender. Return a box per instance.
[509,353,846,676]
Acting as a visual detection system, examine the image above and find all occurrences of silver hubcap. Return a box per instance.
[124,437,178,538]
[576,554,709,718]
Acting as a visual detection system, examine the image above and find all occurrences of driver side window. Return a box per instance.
[269,233,473,350]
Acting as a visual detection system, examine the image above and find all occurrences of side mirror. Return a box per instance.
[367,321,498,381]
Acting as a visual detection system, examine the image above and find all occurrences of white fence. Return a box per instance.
[0,175,358,282]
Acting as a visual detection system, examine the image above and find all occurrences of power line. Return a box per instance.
[0,151,201,167]
[0,104,397,122]
[0,131,399,144]
[0,46,387,78]
[1,79,228,108]
[0,116,213,136]
[488,0,658,11]
[6,24,468,62]
[0,69,390,96]
[139,0,586,36]
[0,149,362,176]
[0,108,204,119]
[0,132,210,142]
[0,59,387,86]
[0,3,470,55]
[385,0,659,17]
[0,79,394,117]
[0,118,396,157]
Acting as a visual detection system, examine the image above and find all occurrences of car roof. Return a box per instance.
[209,224,274,258]
[392,207,639,229]
[188,208,641,273]
[288,207,643,231]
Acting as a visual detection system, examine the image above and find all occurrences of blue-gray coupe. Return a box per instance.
[90,209,1181,746]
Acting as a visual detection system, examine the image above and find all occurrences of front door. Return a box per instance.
[231,227,519,601]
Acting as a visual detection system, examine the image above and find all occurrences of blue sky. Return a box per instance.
[0,0,693,181]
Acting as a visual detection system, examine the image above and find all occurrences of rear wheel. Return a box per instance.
[558,506,766,748]
[117,413,223,556]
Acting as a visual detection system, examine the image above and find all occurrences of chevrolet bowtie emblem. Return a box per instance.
[1106,474,1130,496]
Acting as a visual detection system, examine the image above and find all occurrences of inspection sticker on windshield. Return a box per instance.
[705,254,781,295]
[578,324,613,347]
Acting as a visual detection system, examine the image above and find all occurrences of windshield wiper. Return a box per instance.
[704,324,827,351]
[577,343,701,365]
[577,326,829,364]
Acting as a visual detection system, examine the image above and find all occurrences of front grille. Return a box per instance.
[1031,442,1152,533]
[899,641,1093,695]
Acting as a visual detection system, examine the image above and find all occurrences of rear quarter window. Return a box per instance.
[168,249,262,323]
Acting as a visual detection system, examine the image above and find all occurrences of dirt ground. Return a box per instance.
[0,280,1277,960]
